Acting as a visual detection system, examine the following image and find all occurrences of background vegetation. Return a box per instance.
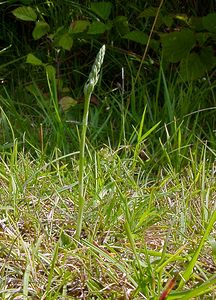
[0,0,216,299]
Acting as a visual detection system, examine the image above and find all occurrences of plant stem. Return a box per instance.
[75,90,91,240]
[75,45,106,240]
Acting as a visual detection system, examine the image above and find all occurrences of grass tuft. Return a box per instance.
[0,137,215,298]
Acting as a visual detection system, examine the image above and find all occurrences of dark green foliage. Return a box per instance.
[0,0,215,159]
[1,1,215,82]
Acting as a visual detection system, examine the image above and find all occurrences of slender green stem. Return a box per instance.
[75,91,91,240]
[75,45,105,240]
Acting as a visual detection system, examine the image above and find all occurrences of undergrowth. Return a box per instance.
[0,2,216,298]
[0,138,215,299]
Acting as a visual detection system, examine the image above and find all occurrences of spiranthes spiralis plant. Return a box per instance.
[74,45,106,240]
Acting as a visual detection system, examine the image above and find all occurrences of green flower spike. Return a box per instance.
[75,45,106,240]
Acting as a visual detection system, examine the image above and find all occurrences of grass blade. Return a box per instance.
[178,210,216,289]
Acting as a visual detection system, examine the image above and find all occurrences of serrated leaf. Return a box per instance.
[58,33,73,50]
[26,53,43,65]
[123,31,148,45]
[32,21,50,40]
[70,20,90,33]
[90,1,112,20]
[88,21,107,34]
[202,13,216,33]
[160,29,196,63]
[60,96,78,111]
[12,6,37,21]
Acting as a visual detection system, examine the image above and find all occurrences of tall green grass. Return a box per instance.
[1,1,216,298]
[0,135,215,298]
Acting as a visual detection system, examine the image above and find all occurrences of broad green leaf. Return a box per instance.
[180,53,206,81]
[12,6,37,21]
[51,26,65,45]
[202,13,216,33]
[54,26,65,35]
[150,39,160,51]
[139,6,158,18]
[139,7,172,29]
[199,46,216,70]
[26,53,43,65]
[70,20,90,33]
[195,32,210,45]
[123,31,148,45]
[180,47,215,81]
[32,21,50,40]
[45,65,56,81]
[58,33,73,50]
[161,15,173,27]
[60,96,78,111]
[189,16,204,31]
[88,21,107,34]
[90,1,112,20]
[160,29,196,63]
[114,16,129,36]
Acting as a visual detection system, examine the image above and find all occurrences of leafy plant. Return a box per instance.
[9,1,216,84]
